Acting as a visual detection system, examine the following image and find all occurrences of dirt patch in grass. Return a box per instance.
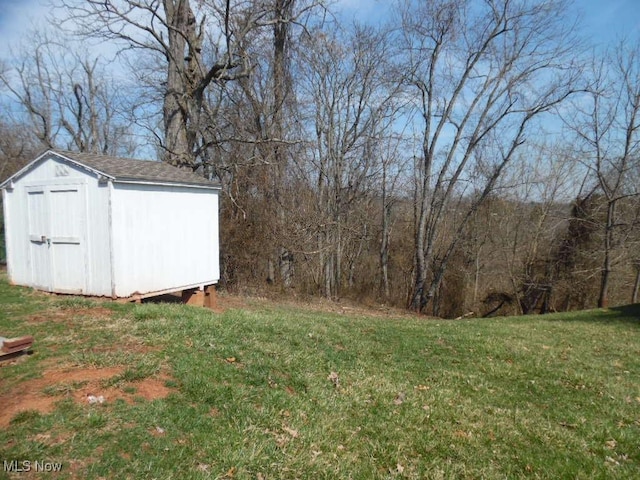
[213,293,250,312]
[129,376,172,400]
[0,366,173,427]
[81,342,160,355]
[0,366,122,427]
[26,306,114,324]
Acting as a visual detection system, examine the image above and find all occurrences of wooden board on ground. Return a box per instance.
[0,335,34,360]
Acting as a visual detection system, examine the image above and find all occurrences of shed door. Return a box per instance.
[26,183,88,294]
[49,185,87,293]
[27,187,52,290]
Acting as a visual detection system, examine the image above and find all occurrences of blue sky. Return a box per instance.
[335,0,640,47]
[0,0,52,57]
[579,0,640,47]
[0,0,639,56]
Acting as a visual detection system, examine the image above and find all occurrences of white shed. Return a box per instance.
[0,149,220,301]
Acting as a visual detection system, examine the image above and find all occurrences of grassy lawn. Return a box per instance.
[0,278,639,479]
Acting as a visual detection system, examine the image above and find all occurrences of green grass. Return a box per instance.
[0,277,639,479]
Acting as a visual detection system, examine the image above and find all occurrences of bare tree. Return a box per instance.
[0,32,136,155]
[378,134,410,300]
[59,0,322,170]
[58,0,242,166]
[298,23,400,298]
[397,0,581,313]
[231,0,320,286]
[563,41,640,308]
[498,144,582,314]
[0,120,40,183]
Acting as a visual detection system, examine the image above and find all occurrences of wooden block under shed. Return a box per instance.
[181,288,205,306]
[204,285,217,309]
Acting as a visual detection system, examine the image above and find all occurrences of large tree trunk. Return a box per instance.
[410,224,428,311]
[632,261,640,304]
[410,163,431,312]
[273,0,295,287]
[598,200,615,308]
[163,0,192,166]
[380,198,391,299]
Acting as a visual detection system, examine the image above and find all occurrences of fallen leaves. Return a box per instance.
[223,356,244,368]
[266,424,301,449]
[327,371,340,388]
[390,384,432,406]
[387,463,405,476]
[605,456,620,467]
[282,426,299,438]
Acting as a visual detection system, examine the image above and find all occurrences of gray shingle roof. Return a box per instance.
[54,150,220,188]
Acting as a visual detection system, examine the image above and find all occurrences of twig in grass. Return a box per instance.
[559,421,578,429]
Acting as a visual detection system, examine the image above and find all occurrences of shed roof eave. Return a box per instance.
[112,178,222,190]
[50,151,117,181]
[0,149,221,190]
[0,149,115,189]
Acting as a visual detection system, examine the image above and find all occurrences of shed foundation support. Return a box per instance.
[181,288,204,306]
[181,285,217,309]
[204,284,217,309]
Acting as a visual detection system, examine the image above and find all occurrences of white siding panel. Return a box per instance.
[111,183,219,297]
[3,187,30,286]
[3,178,38,287]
